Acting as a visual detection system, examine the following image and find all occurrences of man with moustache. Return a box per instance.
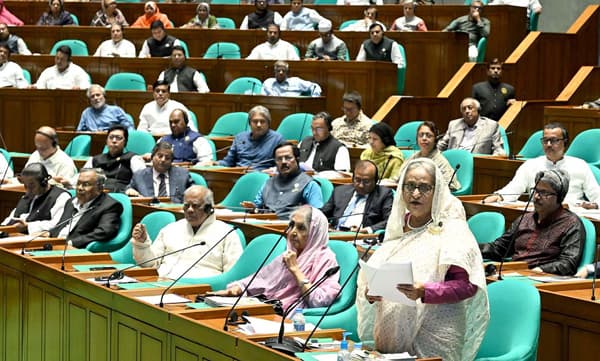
[472,58,516,121]
[246,23,300,60]
[0,43,28,88]
[240,0,282,30]
[158,109,213,163]
[298,111,350,172]
[157,45,209,93]
[241,142,323,219]
[356,23,404,67]
[77,84,134,131]
[138,80,197,136]
[480,170,585,276]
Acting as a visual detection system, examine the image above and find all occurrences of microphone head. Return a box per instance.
[287,220,295,230]
[325,266,340,276]
[455,164,461,170]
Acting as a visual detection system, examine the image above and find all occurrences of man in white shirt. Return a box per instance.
[483,122,600,208]
[280,0,327,31]
[33,45,91,90]
[247,23,300,61]
[93,24,136,58]
[25,126,77,184]
[131,185,243,279]
[261,60,321,97]
[157,46,209,93]
[138,80,197,136]
[0,43,28,88]
[356,23,404,68]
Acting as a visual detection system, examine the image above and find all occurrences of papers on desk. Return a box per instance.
[569,205,600,220]
[527,275,578,283]
[87,275,138,286]
[314,170,352,179]
[237,316,316,335]
[203,296,262,307]
[135,294,190,305]
[231,218,289,225]
[359,260,415,306]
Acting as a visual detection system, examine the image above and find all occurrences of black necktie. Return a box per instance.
[158,173,167,197]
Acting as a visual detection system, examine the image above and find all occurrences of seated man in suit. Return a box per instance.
[1,163,71,234]
[480,170,585,276]
[76,124,146,192]
[53,168,123,249]
[131,185,243,279]
[206,105,283,171]
[298,111,350,172]
[321,160,393,233]
[241,142,323,219]
[437,97,505,156]
[482,122,600,208]
[126,141,193,203]
[157,109,213,163]
[77,84,134,131]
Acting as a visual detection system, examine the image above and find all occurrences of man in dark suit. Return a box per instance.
[53,168,123,249]
[126,141,193,203]
[321,160,393,233]
[471,58,516,121]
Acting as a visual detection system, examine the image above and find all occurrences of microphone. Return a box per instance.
[158,226,238,308]
[264,266,340,355]
[248,80,257,95]
[216,42,222,59]
[301,240,378,351]
[129,78,147,86]
[591,243,599,301]
[20,205,97,256]
[60,205,98,271]
[223,220,295,331]
[448,164,460,187]
[327,212,368,231]
[496,171,543,280]
[376,155,393,185]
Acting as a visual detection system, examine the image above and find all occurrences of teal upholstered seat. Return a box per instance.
[208,112,249,137]
[203,42,241,59]
[516,130,543,159]
[216,17,236,29]
[565,129,600,167]
[64,134,91,157]
[224,77,262,95]
[468,212,505,244]
[314,177,334,203]
[276,113,313,142]
[443,149,473,195]
[86,193,132,253]
[394,120,422,149]
[218,172,269,208]
[105,72,146,91]
[50,39,88,56]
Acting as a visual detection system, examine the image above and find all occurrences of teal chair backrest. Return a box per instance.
[110,211,176,264]
[475,280,540,361]
[178,39,190,57]
[236,228,247,250]
[208,112,249,137]
[218,172,270,208]
[105,72,146,91]
[590,164,600,185]
[64,134,91,157]
[181,233,287,290]
[86,193,132,253]
[189,172,207,186]
[305,304,359,342]
[565,129,600,167]
[211,0,239,4]
[394,120,422,149]
[339,19,357,30]
[0,148,11,167]
[517,130,543,159]
[314,0,336,4]
[205,138,217,161]
[498,125,510,155]
[216,17,236,29]
[303,241,359,317]
[50,39,88,56]
[203,42,241,59]
[126,130,156,155]
[579,217,596,269]
[468,211,505,244]
[465,0,488,4]
[314,177,334,203]
[70,13,79,25]
[188,110,199,130]
[529,11,540,31]
[397,43,406,95]
[443,149,473,195]
[224,77,262,95]
[276,113,314,142]
[476,37,487,63]
[22,69,31,84]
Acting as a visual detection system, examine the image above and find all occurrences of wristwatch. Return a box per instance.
[301,278,310,286]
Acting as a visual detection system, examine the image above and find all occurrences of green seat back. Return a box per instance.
[565,129,600,167]
[86,193,132,253]
[339,20,357,30]
[204,42,241,59]
[224,77,262,95]
[189,172,207,186]
[397,43,406,95]
[50,39,88,56]
[499,124,510,155]
[22,69,31,84]
[517,130,543,159]
[579,217,596,269]
[126,130,156,155]
[64,134,91,157]
[468,211,505,244]
[529,11,540,31]
[276,113,314,142]
[218,172,269,208]
[0,148,12,171]
[314,177,334,203]
[208,112,249,137]
[394,120,422,149]
[443,149,473,195]
[178,39,190,57]
[216,17,236,29]
[70,13,79,25]
[105,72,146,91]
[476,37,487,63]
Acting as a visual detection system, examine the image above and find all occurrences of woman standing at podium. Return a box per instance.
[356,158,488,361]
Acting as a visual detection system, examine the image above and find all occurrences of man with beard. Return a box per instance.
[356,23,404,68]
[157,45,209,93]
[138,20,180,58]
[471,58,516,121]
[240,0,282,30]
[0,22,31,55]
[241,142,323,219]
[77,84,134,131]
[305,19,349,61]
[246,23,299,60]
[480,169,585,276]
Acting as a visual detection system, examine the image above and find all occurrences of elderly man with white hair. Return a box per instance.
[77,84,134,131]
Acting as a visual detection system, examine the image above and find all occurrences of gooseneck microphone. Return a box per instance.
[448,164,460,187]
[591,244,599,301]
[223,221,295,331]
[60,205,98,271]
[0,157,14,189]
[376,155,393,186]
[496,171,544,280]
[301,240,378,351]
[264,266,340,355]
[158,226,238,308]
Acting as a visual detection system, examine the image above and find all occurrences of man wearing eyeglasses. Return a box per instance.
[443,0,490,61]
[322,160,393,233]
[241,142,323,219]
[131,185,242,279]
[480,169,585,276]
[74,124,145,192]
[482,122,600,208]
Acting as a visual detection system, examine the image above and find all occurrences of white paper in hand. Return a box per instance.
[359,260,416,306]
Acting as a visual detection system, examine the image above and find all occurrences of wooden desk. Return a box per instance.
[472,156,523,195]
[543,106,600,141]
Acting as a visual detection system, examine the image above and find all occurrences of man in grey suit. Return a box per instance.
[126,142,193,203]
[437,97,505,156]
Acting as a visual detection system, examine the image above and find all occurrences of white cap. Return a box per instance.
[318,19,332,33]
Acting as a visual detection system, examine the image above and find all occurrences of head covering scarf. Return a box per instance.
[231,206,340,312]
[356,158,488,361]
[186,2,218,29]
[0,0,24,26]
[131,1,172,28]
[535,168,570,203]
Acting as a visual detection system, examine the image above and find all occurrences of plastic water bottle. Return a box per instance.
[292,308,305,331]
[337,332,351,361]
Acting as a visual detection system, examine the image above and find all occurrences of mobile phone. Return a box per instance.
[94,276,110,281]
[89,266,117,271]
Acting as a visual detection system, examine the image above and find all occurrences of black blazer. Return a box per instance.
[52,193,123,249]
[321,184,393,232]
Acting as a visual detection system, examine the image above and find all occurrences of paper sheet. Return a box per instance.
[87,275,138,286]
[237,316,315,335]
[359,260,415,306]
[135,294,190,305]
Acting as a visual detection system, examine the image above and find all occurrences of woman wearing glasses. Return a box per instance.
[357,158,488,361]
[403,121,460,191]
[360,122,404,183]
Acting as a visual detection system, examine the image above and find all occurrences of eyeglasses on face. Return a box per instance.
[353,177,373,186]
[531,188,557,198]
[540,137,564,145]
[402,182,434,194]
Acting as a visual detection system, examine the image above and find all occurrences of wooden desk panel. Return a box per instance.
[543,106,600,141]
[473,156,523,195]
